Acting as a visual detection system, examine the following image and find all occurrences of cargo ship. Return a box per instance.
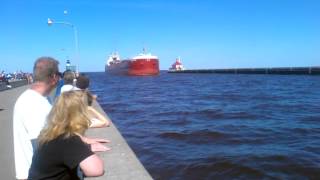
[105,49,159,76]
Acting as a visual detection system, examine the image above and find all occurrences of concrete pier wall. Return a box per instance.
[86,102,152,180]
[168,67,320,75]
[0,85,152,180]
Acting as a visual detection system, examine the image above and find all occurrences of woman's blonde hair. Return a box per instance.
[38,90,91,145]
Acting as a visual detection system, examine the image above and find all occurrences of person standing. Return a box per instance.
[75,75,109,128]
[53,72,63,101]
[60,70,76,93]
[13,57,60,179]
[28,91,105,179]
[75,74,90,90]
[85,91,110,128]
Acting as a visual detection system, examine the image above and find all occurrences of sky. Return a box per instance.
[1,0,320,72]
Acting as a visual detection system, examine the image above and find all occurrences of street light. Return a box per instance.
[47,18,79,72]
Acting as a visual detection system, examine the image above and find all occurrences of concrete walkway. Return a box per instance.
[0,86,23,179]
[0,85,152,180]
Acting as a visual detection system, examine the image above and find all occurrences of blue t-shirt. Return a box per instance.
[54,80,64,99]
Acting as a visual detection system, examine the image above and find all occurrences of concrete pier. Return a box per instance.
[168,66,320,75]
[0,85,152,180]
[0,80,28,91]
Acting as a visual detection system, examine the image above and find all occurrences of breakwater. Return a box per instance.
[168,66,320,75]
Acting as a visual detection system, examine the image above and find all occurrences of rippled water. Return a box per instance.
[87,72,320,180]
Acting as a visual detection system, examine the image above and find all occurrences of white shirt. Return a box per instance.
[60,84,79,93]
[60,84,74,93]
[13,89,52,179]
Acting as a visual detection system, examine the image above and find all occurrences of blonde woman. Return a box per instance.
[28,91,105,179]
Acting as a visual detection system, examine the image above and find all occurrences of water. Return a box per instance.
[87,72,320,180]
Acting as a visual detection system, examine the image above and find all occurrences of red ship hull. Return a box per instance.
[128,59,159,76]
[106,59,159,76]
[105,51,159,76]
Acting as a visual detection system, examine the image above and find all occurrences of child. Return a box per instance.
[76,74,98,100]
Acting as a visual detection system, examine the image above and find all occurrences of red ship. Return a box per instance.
[105,49,159,76]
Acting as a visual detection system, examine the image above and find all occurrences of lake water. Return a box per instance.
[87,72,320,180]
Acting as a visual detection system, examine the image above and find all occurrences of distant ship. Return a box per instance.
[168,57,185,72]
[105,49,159,76]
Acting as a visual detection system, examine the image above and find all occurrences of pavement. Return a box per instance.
[0,80,28,91]
[0,85,152,180]
[0,85,24,180]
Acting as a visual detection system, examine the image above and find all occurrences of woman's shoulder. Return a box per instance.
[59,134,81,140]
[45,134,89,153]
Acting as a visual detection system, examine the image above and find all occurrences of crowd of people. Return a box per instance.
[13,57,110,180]
[0,70,33,83]
[1,71,33,88]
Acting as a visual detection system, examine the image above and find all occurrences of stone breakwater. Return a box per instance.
[168,66,320,75]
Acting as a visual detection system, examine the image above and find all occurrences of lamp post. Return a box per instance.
[47,18,79,72]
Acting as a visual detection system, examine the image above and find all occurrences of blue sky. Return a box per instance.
[1,0,320,72]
